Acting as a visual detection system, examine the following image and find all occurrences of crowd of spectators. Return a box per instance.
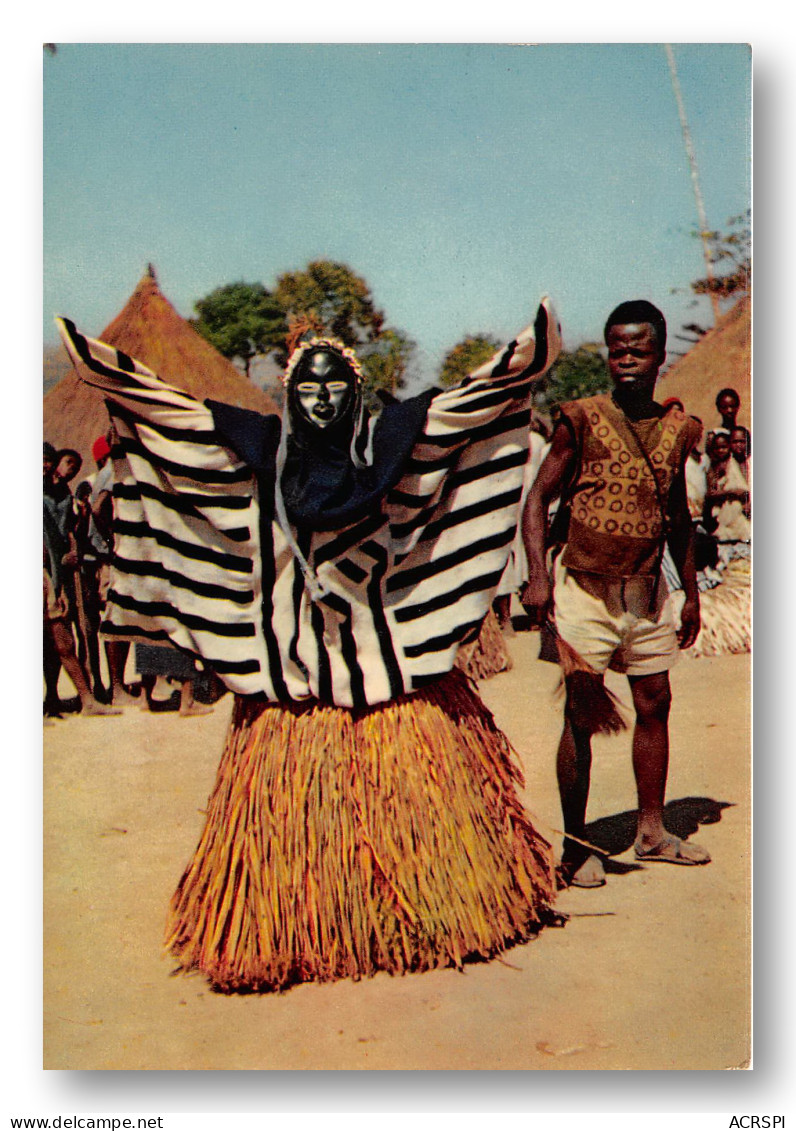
[43,429,217,720]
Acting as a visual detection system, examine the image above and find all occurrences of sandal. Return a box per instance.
[634,834,710,865]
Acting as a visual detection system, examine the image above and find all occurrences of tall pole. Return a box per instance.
[665,44,721,325]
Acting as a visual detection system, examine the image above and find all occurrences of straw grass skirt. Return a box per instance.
[166,668,556,993]
[456,608,513,682]
[689,557,751,658]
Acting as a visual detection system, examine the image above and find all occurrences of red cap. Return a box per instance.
[92,436,111,462]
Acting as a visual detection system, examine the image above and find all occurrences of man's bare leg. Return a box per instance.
[557,706,605,887]
[106,641,138,706]
[48,620,120,716]
[629,670,709,863]
[179,679,213,717]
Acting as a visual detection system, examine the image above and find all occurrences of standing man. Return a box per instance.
[521,300,710,888]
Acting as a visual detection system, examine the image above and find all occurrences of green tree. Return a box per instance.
[534,345,610,411]
[438,334,502,389]
[359,328,417,404]
[274,260,419,399]
[191,282,287,378]
[273,260,384,356]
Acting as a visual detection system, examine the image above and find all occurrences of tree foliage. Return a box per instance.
[191,282,286,377]
[437,334,502,389]
[359,328,417,402]
[533,345,611,411]
[691,210,751,303]
[273,260,384,357]
[193,260,414,399]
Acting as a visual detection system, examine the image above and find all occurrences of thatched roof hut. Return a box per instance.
[657,296,751,436]
[44,267,280,470]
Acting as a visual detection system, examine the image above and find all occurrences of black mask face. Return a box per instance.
[289,349,356,433]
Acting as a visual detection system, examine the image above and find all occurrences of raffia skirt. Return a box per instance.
[165,667,556,993]
[455,607,513,682]
[689,556,751,658]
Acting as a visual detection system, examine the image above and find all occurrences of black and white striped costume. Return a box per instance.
[57,300,560,710]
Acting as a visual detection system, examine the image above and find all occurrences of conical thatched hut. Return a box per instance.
[657,296,751,435]
[44,267,280,470]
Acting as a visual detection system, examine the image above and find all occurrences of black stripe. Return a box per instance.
[403,617,484,657]
[104,386,199,413]
[401,448,462,476]
[398,406,528,476]
[527,302,550,376]
[387,448,528,510]
[312,512,386,567]
[61,319,164,395]
[114,480,252,512]
[457,340,518,389]
[99,622,171,643]
[452,306,549,390]
[389,461,525,543]
[390,485,521,545]
[287,555,308,683]
[119,434,252,485]
[321,592,366,707]
[310,600,333,703]
[442,386,523,415]
[392,568,505,623]
[446,447,529,488]
[388,501,440,542]
[111,400,223,447]
[108,589,256,637]
[386,525,516,593]
[112,554,255,605]
[99,621,261,676]
[258,492,290,701]
[363,539,405,700]
[335,558,369,584]
[416,407,531,452]
[198,656,262,676]
[115,349,136,373]
[410,671,449,691]
[114,482,252,541]
[114,518,253,574]
[490,338,518,379]
[417,486,521,544]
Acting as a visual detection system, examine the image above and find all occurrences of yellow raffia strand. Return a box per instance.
[165,670,556,993]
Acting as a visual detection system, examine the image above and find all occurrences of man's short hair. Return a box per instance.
[716,387,740,407]
[604,300,667,354]
[56,448,82,469]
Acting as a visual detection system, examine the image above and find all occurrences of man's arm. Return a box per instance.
[519,420,577,626]
[92,489,114,545]
[668,468,700,649]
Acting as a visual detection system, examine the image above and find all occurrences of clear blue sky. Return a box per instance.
[44,42,750,383]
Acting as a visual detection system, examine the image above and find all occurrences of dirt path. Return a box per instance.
[43,636,750,1070]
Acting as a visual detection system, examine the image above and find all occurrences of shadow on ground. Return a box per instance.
[584,796,733,874]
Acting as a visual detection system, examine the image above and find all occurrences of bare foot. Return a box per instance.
[569,854,607,888]
[112,688,139,707]
[81,699,122,716]
[179,703,214,718]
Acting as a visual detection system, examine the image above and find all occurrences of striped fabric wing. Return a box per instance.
[56,318,273,697]
[57,299,560,708]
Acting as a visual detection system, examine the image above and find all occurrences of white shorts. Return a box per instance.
[552,557,680,677]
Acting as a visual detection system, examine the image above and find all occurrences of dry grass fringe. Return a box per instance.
[554,636,627,736]
[689,558,751,658]
[455,608,513,682]
[165,669,556,993]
